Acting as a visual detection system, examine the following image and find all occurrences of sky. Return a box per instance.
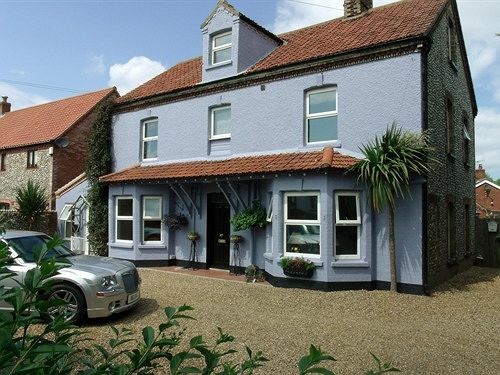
[0,0,499,177]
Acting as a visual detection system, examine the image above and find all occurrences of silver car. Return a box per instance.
[0,230,140,324]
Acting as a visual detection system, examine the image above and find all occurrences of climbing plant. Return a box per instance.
[85,99,114,256]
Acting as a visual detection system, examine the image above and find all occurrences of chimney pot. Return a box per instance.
[0,96,11,115]
[344,0,373,18]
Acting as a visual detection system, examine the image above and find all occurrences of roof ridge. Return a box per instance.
[3,87,115,115]
[277,0,421,37]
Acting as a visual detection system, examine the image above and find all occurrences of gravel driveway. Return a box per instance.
[83,267,500,374]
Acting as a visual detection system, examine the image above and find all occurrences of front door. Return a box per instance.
[207,193,230,269]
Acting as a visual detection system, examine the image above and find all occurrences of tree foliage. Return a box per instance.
[85,99,114,256]
[351,123,435,292]
[15,179,48,231]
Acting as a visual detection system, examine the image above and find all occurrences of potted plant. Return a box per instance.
[230,201,267,231]
[187,231,199,241]
[279,257,316,278]
[163,214,188,230]
[230,234,243,244]
[244,265,265,283]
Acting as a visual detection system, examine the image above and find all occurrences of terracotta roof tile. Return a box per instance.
[100,147,359,183]
[117,0,446,104]
[0,88,116,150]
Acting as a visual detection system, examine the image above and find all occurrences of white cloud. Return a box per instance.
[9,69,26,76]
[0,81,49,110]
[85,54,106,75]
[108,56,165,95]
[475,107,500,178]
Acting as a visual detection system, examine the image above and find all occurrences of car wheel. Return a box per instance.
[45,284,86,324]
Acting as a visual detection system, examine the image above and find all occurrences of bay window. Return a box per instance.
[335,192,361,259]
[116,197,133,242]
[284,192,320,257]
[143,196,162,243]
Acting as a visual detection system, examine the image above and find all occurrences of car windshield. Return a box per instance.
[8,235,75,263]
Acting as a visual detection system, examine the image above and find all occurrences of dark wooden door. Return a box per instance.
[207,193,230,269]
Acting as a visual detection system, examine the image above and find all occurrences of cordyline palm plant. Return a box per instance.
[15,179,48,231]
[351,123,435,292]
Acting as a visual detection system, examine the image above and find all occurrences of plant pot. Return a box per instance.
[283,267,314,278]
[230,234,243,244]
[187,233,199,241]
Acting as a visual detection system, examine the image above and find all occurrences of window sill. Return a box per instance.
[331,260,369,268]
[263,252,273,261]
[138,244,166,250]
[206,61,232,70]
[141,158,158,164]
[306,140,341,148]
[279,256,323,267]
[108,242,134,249]
[210,136,231,141]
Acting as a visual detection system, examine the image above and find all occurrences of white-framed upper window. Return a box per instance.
[284,192,321,258]
[306,87,338,144]
[142,119,158,160]
[448,18,458,65]
[59,204,73,240]
[27,150,37,168]
[334,192,361,259]
[210,106,231,140]
[142,196,162,243]
[116,197,133,242]
[211,31,232,65]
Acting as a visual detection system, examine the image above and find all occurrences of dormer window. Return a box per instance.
[211,31,232,65]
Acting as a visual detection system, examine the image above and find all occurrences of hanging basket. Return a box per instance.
[230,234,243,244]
[187,232,200,241]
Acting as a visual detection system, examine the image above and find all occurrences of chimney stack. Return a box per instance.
[344,0,373,18]
[1,96,11,116]
[475,164,486,181]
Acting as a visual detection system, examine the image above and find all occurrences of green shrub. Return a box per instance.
[15,179,48,230]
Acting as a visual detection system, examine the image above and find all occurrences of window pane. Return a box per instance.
[213,107,231,135]
[308,116,337,142]
[213,48,231,64]
[65,221,73,238]
[338,195,357,221]
[144,121,158,138]
[309,90,336,114]
[143,140,158,159]
[117,199,133,217]
[286,224,320,255]
[214,33,231,47]
[144,220,161,242]
[287,195,318,220]
[144,198,160,218]
[335,226,358,256]
[117,220,133,241]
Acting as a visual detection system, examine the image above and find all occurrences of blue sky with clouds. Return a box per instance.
[0,0,499,177]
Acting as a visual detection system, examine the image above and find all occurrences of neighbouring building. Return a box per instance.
[0,88,118,234]
[100,0,476,293]
[475,164,500,218]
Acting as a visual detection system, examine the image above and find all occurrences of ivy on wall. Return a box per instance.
[85,99,114,256]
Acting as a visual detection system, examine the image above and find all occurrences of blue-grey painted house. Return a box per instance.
[100,0,477,293]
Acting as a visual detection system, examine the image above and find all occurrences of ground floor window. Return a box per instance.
[59,204,73,239]
[283,192,320,257]
[335,192,361,259]
[116,197,133,242]
[143,196,162,243]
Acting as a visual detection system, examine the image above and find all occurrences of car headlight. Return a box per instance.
[101,275,118,289]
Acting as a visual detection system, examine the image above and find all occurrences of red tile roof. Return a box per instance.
[100,147,358,183]
[0,88,116,150]
[118,0,446,104]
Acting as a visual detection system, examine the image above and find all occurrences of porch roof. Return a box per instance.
[100,146,359,183]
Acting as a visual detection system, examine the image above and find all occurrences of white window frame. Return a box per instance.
[142,196,162,244]
[266,195,273,223]
[115,197,133,243]
[142,119,158,161]
[210,105,231,140]
[211,31,232,66]
[59,204,73,240]
[306,87,338,144]
[334,192,361,260]
[283,192,321,258]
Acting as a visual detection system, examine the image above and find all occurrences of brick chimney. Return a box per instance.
[344,0,373,18]
[1,96,11,116]
[475,164,486,181]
